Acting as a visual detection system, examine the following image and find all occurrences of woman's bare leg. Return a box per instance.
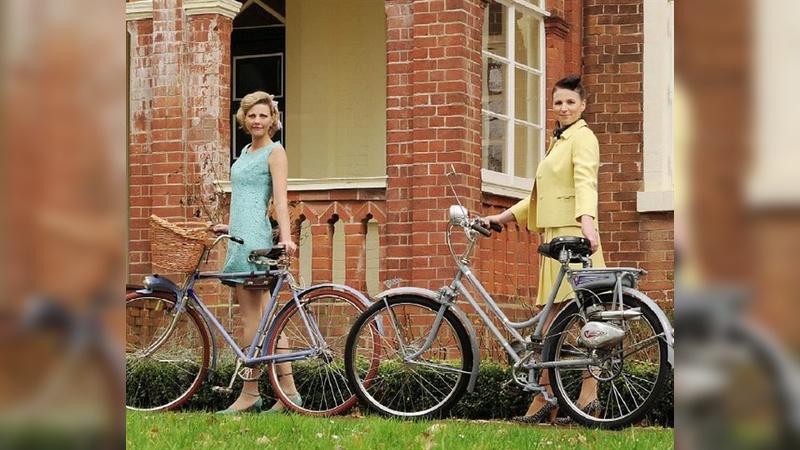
[224,285,264,410]
[268,333,300,411]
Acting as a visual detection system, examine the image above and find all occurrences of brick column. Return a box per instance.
[583,1,673,303]
[149,0,187,221]
[127,12,155,280]
[184,4,237,222]
[183,1,240,305]
[384,0,415,287]
[311,222,333,283]
[385,0,486,291]
[344,222,368,293]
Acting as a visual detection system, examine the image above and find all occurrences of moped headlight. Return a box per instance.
[448,205,468,224]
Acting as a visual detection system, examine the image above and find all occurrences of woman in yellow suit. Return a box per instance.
[484,75,605,424]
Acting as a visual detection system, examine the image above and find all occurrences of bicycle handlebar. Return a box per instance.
[471,222,492,237]
[210,234,245,249]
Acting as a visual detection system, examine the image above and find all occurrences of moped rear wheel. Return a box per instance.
[543,292,670,428]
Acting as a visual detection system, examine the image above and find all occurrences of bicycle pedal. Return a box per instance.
[501,380,523,396]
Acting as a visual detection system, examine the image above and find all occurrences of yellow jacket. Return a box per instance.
[509,119,600,231]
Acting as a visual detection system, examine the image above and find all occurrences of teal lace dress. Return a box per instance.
[221,141,280,285]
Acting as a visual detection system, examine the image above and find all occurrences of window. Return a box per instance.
[481,0,548,198]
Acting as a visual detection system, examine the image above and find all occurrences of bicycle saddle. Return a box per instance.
[537,236,592,261]
[249,246,286,260]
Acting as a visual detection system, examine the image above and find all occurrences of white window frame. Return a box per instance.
[638,0,674,212]
[481,0,549,199]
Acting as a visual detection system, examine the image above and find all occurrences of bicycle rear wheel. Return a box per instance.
[344,295,473,419]
[264,287,377,416]
[125,292,210,411]
[543,292,670,428]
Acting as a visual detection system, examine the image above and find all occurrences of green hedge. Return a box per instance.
[128,360,672,427]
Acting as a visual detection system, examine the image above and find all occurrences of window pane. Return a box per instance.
[483,57,507,115]
[514,10,540,70]
[514,67,541,124]
[483,114,507,173]
[514,123,540,179]
[483,1,507,57]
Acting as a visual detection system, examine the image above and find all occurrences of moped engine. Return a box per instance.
[579,321,626,349]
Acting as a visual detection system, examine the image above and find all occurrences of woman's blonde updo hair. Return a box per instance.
[235,91,282,137]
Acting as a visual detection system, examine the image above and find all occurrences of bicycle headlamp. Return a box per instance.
[449,205,468,224]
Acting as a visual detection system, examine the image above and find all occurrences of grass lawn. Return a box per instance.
[126,411,673,449]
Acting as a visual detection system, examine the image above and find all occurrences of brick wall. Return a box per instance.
[582,0,674,303]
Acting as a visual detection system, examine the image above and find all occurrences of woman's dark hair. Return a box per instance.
[552,74,587,100]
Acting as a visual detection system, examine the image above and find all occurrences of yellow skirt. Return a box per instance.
[536,225,606,306]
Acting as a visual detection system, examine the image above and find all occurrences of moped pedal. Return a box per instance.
[501,379,523,396]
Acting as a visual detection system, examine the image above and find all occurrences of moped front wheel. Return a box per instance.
[344,295,473,419]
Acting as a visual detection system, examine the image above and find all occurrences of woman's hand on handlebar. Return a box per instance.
[210,223,229,235]
[279,239,297,255]
[482,215,503,228]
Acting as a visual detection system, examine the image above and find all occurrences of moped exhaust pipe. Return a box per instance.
[589,307,643,321]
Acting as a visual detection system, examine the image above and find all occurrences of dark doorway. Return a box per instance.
[231,0,286,161]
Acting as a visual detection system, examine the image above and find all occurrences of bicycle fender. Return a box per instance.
[298,283,374,309]
[374,287,482,392]
[621,287,674,367]
[137,275,183,304]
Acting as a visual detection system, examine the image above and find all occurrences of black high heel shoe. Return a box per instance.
[511,401,558,425]
[555,399,601,426]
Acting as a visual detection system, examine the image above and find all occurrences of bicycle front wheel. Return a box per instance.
[125,292,210,412]
[264,287,377,416]
[344,295,473,419]
[543,292,670,428]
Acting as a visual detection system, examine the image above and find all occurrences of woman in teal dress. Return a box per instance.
[211,91,299,414]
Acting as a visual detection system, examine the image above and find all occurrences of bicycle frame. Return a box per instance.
[138,236,330,369]
[403,237,590,370]
[191,270,322,366]
[378,221,673,393]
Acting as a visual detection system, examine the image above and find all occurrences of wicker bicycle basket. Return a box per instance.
[149,215,213,273]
